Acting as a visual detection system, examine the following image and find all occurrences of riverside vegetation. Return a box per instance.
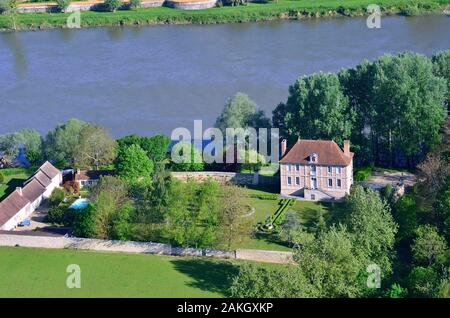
[0,0,448,30]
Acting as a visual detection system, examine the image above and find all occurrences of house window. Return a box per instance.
[295,177,300,185]
[311,194,316,200]
[328,166,332,174]
[286,164,291,172]
[310,165,316,175]
[296,164,300,171]
[337,179,342,188]
[287,177,292,185]
[310,153,317,162]
[328,179,333,188]
[336,167,342,174]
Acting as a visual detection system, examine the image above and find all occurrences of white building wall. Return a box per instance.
[0,203,32,231]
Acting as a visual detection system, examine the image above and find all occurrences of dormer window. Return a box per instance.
[310,153,318,163]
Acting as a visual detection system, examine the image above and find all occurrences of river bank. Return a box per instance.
[0,0,448,31]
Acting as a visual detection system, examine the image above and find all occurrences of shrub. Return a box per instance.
[45,206,65,224]
[0,171,4,184]
[104,0,122,12]
[354,166,373,181]
[55,0,70,12]
[49,188,66,207]
[128,0,141,9]
[400,4,420,16]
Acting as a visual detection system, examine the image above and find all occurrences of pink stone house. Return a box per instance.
[279,139,354,201]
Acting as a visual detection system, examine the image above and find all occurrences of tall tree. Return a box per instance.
[217,185,253,250]
[344,185,397,275]
[215,92,270,134]
[370,52,446,166]
[44,118,87,166]
[114,144,154,182]
[75,124,116,170]
[272,72,354,145]
[431,50,450,109]
[411,225,447,267]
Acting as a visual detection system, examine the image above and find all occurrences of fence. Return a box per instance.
[0,234,293,264]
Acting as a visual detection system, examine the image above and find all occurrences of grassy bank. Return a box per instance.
[0,246,243,297]
[0,0,447,31]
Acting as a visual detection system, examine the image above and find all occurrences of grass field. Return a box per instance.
[0,0,447,30]
[0,167,34,200]
[0,246,244,297]
[232,185,338,251]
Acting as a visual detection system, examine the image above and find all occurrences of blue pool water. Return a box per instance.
[70,198,89,210]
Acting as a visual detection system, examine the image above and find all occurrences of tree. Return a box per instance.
[293,225,365,298]
[418,152,450,196]
[170,141,204,171]
[164,179,220,248]
[15,129,42,164]
[44,119,87,166]
[411,225,447,267]
[393,194,419,242]
[104,0,122,12]
[407,266,440,298]
[128,0,141,9]
[75,124,116,170]
[114,144,154,181]
[217,185,253,250]
[238,148,267,172]
[49,188,65,207]
[385,283,408,298]
[431,51,450,108]
[230,263,312,298]
[55,0,71,12]
[370,52,446,166]
[434,182,450,240]
[279,211,314,247]
[0,0,18,29]
[344,185,398,275]
[117,134,170,162]
[215,92,270,134]
[272,72,354,145]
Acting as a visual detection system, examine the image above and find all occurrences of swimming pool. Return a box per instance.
[69,198,89,210]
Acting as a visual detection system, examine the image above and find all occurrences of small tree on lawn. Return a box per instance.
[217,185,253,250]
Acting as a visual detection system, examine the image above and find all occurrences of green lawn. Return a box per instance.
[234,185,344,251]
[0,167,34,201]
[0,0,446,30]
[0,246,242,297]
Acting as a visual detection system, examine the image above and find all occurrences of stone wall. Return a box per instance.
[171,171,278,186]
[17,0,213,13]
[0,233,292,264]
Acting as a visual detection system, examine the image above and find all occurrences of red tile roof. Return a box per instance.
[0,161,60,229]
[0,190,30,226]
[279,139,353,166]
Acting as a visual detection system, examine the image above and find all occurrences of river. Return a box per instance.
[0,15,449,137]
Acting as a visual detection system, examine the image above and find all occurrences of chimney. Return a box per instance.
[16,187,22,196]
[343,140,350,156]
[281,139,287,157]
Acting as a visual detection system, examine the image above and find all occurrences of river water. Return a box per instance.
[0,15,449,137]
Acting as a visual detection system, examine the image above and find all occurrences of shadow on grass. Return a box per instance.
[252,231,290,248]
[170,258,240,297]
[0,178,26,201]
